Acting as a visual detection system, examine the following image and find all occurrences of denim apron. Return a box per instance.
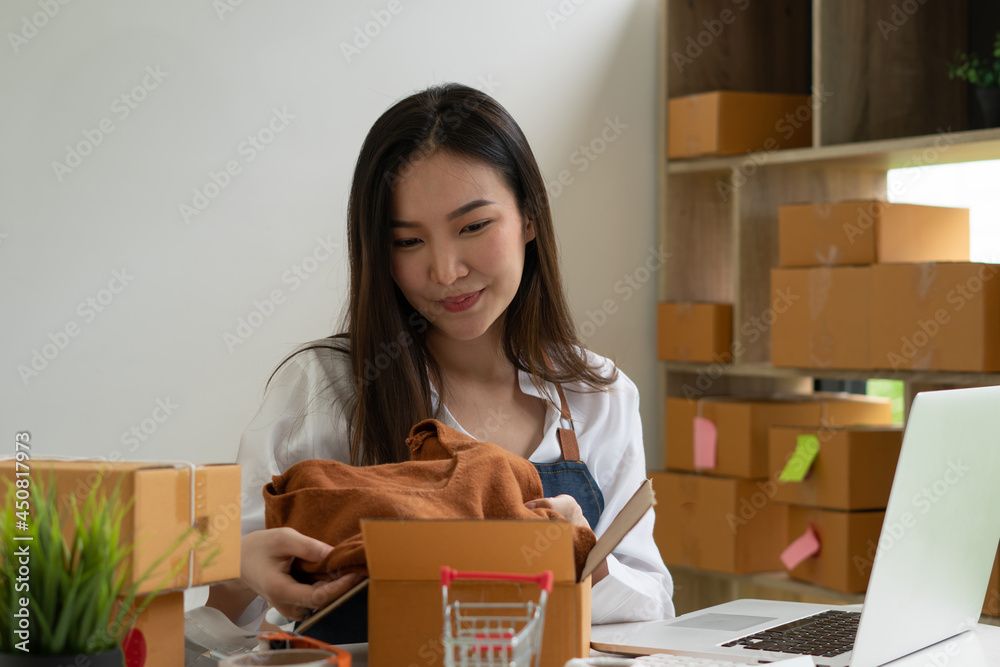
[531,379,606,530]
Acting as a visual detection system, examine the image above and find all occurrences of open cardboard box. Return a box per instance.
[304,479,655,667]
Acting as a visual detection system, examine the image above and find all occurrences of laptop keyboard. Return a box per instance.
[722,609,861,657]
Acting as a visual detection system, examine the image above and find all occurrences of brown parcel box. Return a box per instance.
[870,263,1000,372]
[668,91,812,159]
[771,266,871,369]
[651,470,788,574]
[358,479,654,667]
[785,506,885,594]
[778,201,970,267]
[769,426,903,511]
[128,591,184,667]
[0,459,242,593]
[657,302,732,363]
[666,394,893,479]
[985,550,1000,617]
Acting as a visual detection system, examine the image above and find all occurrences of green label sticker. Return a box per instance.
[779,434,820,482]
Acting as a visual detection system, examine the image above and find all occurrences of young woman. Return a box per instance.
[207,83,674,627]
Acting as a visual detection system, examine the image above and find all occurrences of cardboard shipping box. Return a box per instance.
[651,470,788,574]
[128,591,184,667]
[657,302,732,363]
[778,201,970,267]
[668,91,812,159]
[348,479,654,667]
[769,426,903,511]
[0,459,241,593]
[784,506,885,594]
[771,266,871,369]
[869,263,1000,372]
[666,394,892,479]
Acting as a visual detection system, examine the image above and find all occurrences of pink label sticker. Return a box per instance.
[781,524,821,571]
[693,417,717,470]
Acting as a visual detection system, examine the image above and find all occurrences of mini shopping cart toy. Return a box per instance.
[440,566,554,667]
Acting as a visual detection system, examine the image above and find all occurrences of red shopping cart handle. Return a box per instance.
[440,566,554,594]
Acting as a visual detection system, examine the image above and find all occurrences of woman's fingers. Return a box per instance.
[525,494,587,528]
[241,527,349,618]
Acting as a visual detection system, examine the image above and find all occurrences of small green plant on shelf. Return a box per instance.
[0,472,210,661]
[948,31,1000,127]
[948,31,1000,88]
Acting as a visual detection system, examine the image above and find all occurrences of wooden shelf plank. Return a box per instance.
[664,361,1000,386]
[667,127,1000,175]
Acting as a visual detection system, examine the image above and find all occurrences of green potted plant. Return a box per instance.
[0,474,198,666]
[948,30,1000,127]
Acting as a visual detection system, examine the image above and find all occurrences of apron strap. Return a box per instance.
[542,351,581,462]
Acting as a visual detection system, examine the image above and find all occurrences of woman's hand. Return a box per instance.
[241,527,365,620]
[523,495,609,584]
[524,494,587,528]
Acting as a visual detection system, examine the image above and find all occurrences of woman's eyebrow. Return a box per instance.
[447,199,495,220]
[391,199,497,228]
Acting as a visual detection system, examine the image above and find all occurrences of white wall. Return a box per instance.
[1,1,662,471]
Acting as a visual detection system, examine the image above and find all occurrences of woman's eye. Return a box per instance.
[392,238,420,248]
[463,220,491,233]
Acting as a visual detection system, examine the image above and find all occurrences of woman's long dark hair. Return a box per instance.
[276,83,616,465]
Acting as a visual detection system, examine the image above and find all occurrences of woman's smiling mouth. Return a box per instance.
[437,290,483,312]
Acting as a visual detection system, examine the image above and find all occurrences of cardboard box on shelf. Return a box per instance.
[778,201,970,267]
[869,262,1000,372]
[668,91,813,159]
[336,480,654,667]
[657,302,732,363]
[0,459,241,593]
[769,426,903,511]
[985,549,1000,617]
[651,470,788,574]
[770,266,871,369]
[665,394,892,479]
[784,506,885,594]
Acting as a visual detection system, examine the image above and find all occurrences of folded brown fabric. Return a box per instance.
[263,418,596,581]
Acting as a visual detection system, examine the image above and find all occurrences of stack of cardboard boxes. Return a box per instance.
[770,200,999,372]
[651,392,893,579]
[767,425,902,593]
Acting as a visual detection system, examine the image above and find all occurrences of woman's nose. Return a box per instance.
[429,243,467,285]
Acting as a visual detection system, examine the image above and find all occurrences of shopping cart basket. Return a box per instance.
[440,566,553,667]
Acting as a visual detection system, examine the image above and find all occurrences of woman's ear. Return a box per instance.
[524,218,536,244]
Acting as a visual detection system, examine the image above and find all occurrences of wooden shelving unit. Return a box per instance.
[658,0,1000,412]
[656,0,1000,618]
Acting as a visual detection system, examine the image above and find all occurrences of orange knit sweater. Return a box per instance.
[264,419,597,582]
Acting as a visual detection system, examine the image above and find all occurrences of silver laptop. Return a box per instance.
[593,385,1000,667]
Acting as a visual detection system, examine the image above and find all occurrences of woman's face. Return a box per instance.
[389,151,534,344]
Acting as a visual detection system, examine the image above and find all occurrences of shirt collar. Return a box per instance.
[427,367,565,461]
